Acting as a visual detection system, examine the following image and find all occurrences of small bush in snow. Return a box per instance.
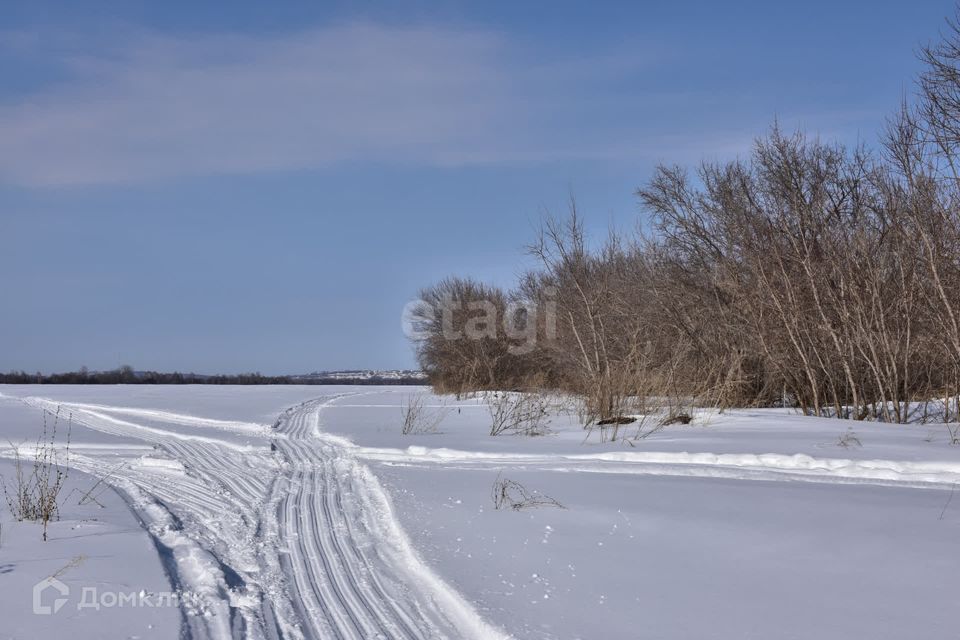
[401,395,447,435]
[487,392,551,436]
[1,408,72,542]
[491,472,565,511]
[837,428,862,448]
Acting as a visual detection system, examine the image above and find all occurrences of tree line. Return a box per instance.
[0,367,425,386]
[410,14,960,424]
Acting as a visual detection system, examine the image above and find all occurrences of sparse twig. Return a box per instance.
[50,555,86,580]
[401,395,447,435]
[837,428,862,449]
[491,471,565,510]
[66,461,127,509]
[940,484,957,521]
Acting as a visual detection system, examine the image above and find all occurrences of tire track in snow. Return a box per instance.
[272,395,506,640]
[4,393,508,640]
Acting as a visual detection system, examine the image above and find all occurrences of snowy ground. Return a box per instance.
[0,385,958,639]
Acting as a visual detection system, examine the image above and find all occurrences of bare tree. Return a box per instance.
[410,9,960,429]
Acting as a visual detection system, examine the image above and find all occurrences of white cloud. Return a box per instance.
[0,23,865,187]
[0,24,551,186]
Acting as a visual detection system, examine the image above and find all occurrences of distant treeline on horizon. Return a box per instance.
[0,367,427,386]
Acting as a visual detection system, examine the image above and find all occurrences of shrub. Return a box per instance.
[1,408,72,542]
[488,392,551,436]
[401,395,447,435]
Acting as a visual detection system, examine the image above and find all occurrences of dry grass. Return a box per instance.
[1,408,72,541]
[491,472,565,511]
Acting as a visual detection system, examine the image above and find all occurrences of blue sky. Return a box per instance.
[0,0,955,374]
